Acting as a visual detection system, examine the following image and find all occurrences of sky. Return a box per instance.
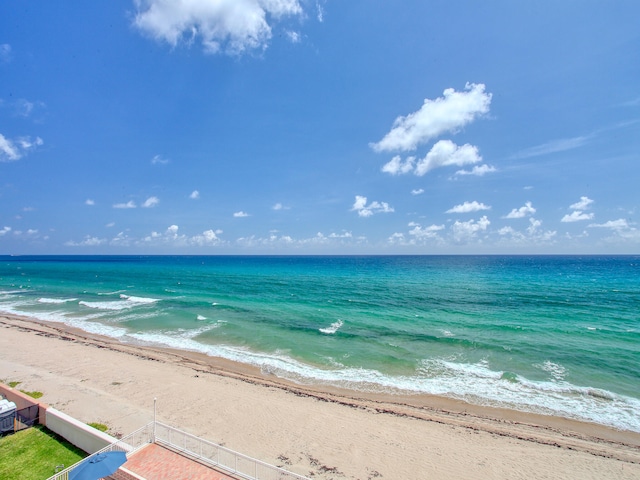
[1,1,639,255]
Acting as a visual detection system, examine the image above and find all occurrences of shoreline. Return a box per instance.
[1,313,639,479]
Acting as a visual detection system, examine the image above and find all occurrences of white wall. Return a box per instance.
[45,407,117,454]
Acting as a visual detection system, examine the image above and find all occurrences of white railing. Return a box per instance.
[45,422,154,480]
[46,421,309,480]
[154,421,310,480]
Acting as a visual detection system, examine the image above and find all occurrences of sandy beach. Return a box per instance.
[1,314,639,480]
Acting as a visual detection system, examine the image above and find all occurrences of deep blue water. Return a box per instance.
[1,255,638,431]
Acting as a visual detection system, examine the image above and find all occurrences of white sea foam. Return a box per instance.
[319,319,343,334]
[7,303,636,433]
[536,360,567,381]
[38,297,78,304]
[79,295,159,311]
[119,294,159,304]
[196,315,207,321]
[79,300,134,311]
[412,358,640,432]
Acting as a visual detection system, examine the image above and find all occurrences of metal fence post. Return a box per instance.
[152,397,157,443]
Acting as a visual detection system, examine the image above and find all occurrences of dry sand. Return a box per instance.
[1,315,639,480]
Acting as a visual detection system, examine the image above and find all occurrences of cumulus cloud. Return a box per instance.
[0,134,43,162]
[190,190,200,199]
[142,196,160,208]
[570,196,594,210]
[351,195,394,217]
[133,0,304,55]
[454,164,496,176]
[588,219,630,230]
[414,140,481,176]
[411,188,424,195]
[0,226,11,236]
[85,199,95,206]
[390,222,446,247]
[446,201,490,214]
[286,31,300,43]
[561,211,594,223]
[272,203,289,210]
[381,155,415,175]
[408,223,445,240]
[504,201,536,219]
[191,229,224,246]
[234,211,250,217]
[65,236,107,247]
[451,216,490,242]
[371,83,491,153]
[497,218,556,244]
[113,200,137,209]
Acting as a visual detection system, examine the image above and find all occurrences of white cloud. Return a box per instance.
[446,201,490,214]
[570,196,594,210]
[409,223,445,240]
[588,219,640,243]
[415,140,481,176]
[142,196,160,208]
[133,0,304,55]
[113,201,137,209]
[190,190,200,199]
[0,44,11,63]
[588,219,630,230]
[316,0,325,22]
[504,201,536,219]
[381,155,415,175]
[0,226,11,236]
[106,222,115,228]
[411,188,424,195]
[351,195,394,217]
[561,211,594,222]
[234,211,250,217]
[0,134,43,162]
[371,83,491,152]
[497,218,556,245]
[85,199,95,206]
[191,229,224,246]
[272,202,289,210]
[328,231,353,239]
[151,154,169,165]
[512,135,589,160]
[451,216,490,242]
[454,164,496,176]
[65,236,107,247]
[286,30,300,43]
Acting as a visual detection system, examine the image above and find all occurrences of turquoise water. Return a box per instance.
[1,255,639,431]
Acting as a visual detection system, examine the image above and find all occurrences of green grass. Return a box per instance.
[87,422,108,432]
[19,390,44,399]
[8,381,21,388]
[0,425,87,480]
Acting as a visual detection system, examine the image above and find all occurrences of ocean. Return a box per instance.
[1,255,638,432]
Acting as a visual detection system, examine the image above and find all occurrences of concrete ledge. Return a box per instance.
[46,407,118,454]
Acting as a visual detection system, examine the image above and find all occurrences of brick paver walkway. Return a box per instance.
[121,443,237,480]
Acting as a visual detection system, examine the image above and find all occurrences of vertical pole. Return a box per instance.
[153,397,157,443]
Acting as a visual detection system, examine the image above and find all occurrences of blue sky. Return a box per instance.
[1,1,639,254]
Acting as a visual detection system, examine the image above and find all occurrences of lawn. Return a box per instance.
[0,425,87,480]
